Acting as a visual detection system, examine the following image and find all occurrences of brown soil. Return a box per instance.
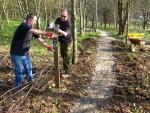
[106,40,150,113]
[0,38,149,113]
[0,38,97,113]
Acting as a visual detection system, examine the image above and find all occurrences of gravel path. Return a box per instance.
[70,31,117,113]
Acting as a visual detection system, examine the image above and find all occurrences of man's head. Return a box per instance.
[60,9,68,21]
[26,13,37,26]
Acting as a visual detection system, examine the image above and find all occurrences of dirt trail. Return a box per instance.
[70,31,116,113]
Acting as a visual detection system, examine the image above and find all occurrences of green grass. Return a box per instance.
[78,32,100,41]
[0,20,20,45]
[99,24,150,40]
[0,20,101,58]
[99,25,118,36]
[0,20,53,56]
[145,30,150,39]
[77,31,100,51]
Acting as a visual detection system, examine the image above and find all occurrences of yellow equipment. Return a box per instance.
[128,33,145,52]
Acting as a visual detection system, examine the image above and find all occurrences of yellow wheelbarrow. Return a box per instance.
[128,33,145,52]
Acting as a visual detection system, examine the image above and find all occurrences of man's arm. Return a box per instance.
[29,29,53,37]
[57,29,68,37]
[57,22,71,37]
[37,36,53,51]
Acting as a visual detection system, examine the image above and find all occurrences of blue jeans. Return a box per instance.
[11,54,33,87]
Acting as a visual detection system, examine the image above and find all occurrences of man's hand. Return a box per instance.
[55,28,61,33]
[55,29,68,37]
[51,34,58,38]
[47,45,54,51]
[46,32,53,38]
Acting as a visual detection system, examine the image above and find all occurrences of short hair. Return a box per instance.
[25,13,35,21]
[61,8,68,13]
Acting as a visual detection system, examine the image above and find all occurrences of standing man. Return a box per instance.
[55,9,72,78]
[10,13,53,87]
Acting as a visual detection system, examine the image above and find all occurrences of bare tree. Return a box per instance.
[140,0,150,30]
[83,0,87,32]
[71,0,78,64]
[117,0,131,35]
[95,0,98,31]
[79,0,83,35]
[2,0,9,23]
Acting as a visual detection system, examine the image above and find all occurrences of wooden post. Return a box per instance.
[125,0,129,44]
[48,23,60,88]
[53,36,60,88]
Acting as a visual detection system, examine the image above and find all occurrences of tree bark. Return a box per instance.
[2,0,9,24]
[79,0,83,35]
[91,13,95,31]
[33,0,42,29]
[83,0,87,32]
[118,0,123,35]
[103,12,107,29]
[95,0,98,31]
[71,0,78,64]
[117,0,130,35]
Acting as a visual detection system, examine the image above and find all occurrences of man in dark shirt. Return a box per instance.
[55,9,72,78]
[10,13,53,87]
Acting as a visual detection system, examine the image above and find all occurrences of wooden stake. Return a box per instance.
[53,37,60,88]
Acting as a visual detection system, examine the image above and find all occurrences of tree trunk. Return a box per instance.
[71,0,78,64]
[23,0,29,14]
[33,0,42,29]
[103,13,107,29]
[95,0,98,32]
[79,0,83,35]
[62,0,65,8]
[142,11,148,30]
[2,0,9,24]
[91,13,95,31]
[43,0,48,30]
[85,15,88,26]
[117,0,130,35]
[113,0,118,30]
[143,20,147,30]
[83,0,87,32]
[118,0,123,35]
[0,13,3,30]
[125,0,129,44]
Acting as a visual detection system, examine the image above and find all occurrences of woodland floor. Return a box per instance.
[0,31,150,113]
